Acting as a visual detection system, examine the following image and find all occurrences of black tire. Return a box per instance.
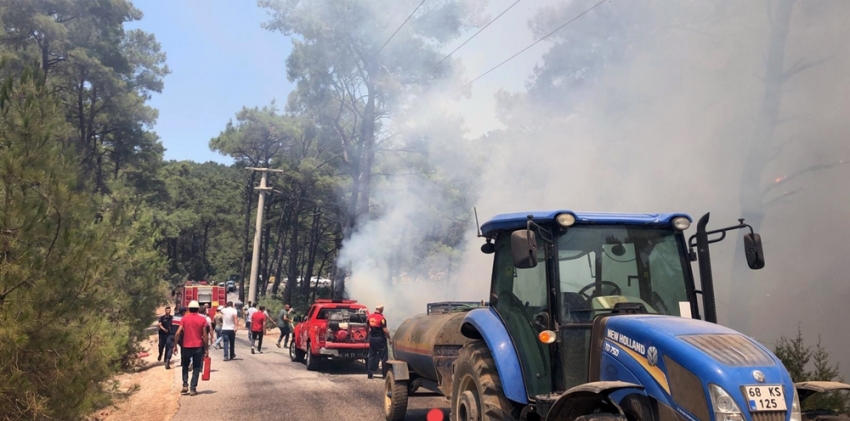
[451,340,519,421]
[305,341,321,371]
[384,370,409,421]
[290,341,305,362]
[572,415,627,421]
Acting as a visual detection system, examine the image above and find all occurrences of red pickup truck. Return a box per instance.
[289,299,372,371]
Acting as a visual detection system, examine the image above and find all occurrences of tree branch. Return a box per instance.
[762,158,848,197]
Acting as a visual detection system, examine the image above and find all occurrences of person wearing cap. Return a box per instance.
[366,304,392,379]
[165,306,186,370]
[157,306,173,362]
[174,300,209,396]
[213,306,224,349]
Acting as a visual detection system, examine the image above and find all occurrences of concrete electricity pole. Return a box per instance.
[246,167,284,305]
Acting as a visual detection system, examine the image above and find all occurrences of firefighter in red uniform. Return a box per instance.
[366,304,392,379]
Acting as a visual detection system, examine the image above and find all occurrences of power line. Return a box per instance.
[461,0,609,89]
[373,0,427,59]
[429,0,523,72]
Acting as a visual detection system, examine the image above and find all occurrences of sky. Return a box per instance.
[126,0,297,165]
[125,0,551,165]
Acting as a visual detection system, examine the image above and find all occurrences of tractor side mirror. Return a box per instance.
[511,229,538,268]
[743,233,765,270]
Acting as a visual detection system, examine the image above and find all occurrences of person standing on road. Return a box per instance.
[246,302,257,341]
[275,304,293,348]
[366,304,392,379]
[157,307,173,362]
[174,300,209,396]
[165,307,185,370]
[213,306,224,349]
[220,301,238,361]
[250,305,268,354]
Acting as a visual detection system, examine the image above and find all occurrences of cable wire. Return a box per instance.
[429,0,523,72]
[461,0,609,89]
[373,0,427,59]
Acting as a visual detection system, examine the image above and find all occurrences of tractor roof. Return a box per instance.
[479,210,691,237]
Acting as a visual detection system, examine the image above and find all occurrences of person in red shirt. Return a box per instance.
[366,304,393,379]
[175,300,209,396]
[250,305,269,354]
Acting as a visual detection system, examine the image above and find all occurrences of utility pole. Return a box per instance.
[246,167,284,305]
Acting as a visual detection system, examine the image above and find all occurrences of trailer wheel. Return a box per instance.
[305,341,321,371]
[289,341,305,362]
[384,370,409,421]
[451,340,519,421]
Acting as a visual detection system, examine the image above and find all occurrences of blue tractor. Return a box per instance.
[383,210,849,421]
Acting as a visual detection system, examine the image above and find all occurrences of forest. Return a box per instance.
[0,0,847,419]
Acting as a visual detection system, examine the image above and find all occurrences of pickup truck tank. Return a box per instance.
[391,310,472,395]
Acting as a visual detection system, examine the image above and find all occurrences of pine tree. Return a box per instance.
[774,324,850,413]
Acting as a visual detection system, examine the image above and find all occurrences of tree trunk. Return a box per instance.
[269,200,290,296]
[283,191,302,304]
[356,89,376,222]
[728,0,794,332]
[300,207,321,296]
[238,172,256,302]
[272,203,292,294]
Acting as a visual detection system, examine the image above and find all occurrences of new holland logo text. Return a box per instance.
[606,329,646,356]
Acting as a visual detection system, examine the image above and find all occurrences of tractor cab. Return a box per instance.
[478,210,765,397]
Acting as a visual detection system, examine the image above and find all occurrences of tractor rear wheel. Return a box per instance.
[573,415,628,421]
[451,340,519,421]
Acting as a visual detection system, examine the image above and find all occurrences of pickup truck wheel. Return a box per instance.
[305,342,321,371]
[384,370,409,421]
[289,341,305,362]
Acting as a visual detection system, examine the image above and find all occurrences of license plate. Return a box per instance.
[744,385,787,411]
[339,352,365,358]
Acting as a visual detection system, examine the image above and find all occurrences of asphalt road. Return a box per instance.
[170,295,450,421]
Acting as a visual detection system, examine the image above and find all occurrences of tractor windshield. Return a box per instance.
[555,225,692,389]
[557,225,690,321]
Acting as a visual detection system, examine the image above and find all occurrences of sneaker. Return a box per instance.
[181,385,189,394]
[258,350,263,354]
[189,389,197,396]
[276,342,281,348]
[165,361,171,370]
[368,374,373,379]
[251,347,255,354]
[157,354,162,362]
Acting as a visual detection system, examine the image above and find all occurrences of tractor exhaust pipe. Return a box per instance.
[695,213,718,324]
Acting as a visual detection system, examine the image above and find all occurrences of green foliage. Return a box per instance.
[0,66,165,421]
[774,324,849,413]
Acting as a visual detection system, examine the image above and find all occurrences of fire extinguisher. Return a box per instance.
[202,355,211,381]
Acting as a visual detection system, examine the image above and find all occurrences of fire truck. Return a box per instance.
[179,280,227,310]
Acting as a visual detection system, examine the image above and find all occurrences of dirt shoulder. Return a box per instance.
[92,308,179,421]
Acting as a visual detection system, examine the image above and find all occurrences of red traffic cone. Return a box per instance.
[202,356,211,381]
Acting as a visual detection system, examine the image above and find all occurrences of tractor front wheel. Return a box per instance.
[451,340,519,421]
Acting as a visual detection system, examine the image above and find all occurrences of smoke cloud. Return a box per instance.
[338,0,850,377]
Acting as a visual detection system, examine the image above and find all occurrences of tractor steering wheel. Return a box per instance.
[578,281,622,301]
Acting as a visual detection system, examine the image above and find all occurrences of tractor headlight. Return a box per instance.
[790,388,802,421]
[672,217,691,231]
[556,213,576,227]
[709,384,744,421]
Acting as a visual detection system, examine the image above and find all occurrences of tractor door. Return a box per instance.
[491,232,553,399]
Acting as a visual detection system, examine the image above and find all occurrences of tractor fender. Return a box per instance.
[460,308,528,405]
[544,381,645,421]
[385,360,411,382]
